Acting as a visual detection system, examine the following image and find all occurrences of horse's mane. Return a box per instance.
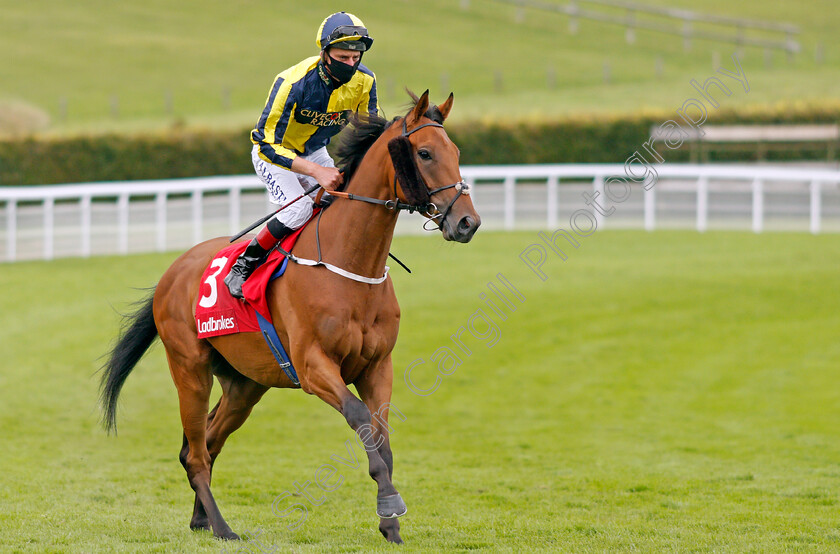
[420,104,445,125]
[333,113,395,189]
[333,97,444,188]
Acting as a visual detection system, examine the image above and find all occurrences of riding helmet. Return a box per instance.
[316,12,374,52]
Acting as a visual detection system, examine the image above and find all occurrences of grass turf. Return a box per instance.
[1,229,839,552]
[1,0,838,135]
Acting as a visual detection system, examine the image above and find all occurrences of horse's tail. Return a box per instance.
[100,288,158,434]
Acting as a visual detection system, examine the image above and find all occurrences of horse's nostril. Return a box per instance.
[458,216,473,232]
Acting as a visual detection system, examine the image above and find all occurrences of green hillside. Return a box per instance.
[1,0,839,135]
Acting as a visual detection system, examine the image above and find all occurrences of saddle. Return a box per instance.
[194,214,319,386]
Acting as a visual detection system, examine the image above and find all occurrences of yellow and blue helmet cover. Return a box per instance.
[316,12,374,52]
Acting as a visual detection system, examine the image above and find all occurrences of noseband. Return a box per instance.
[398,119,471,231]
[329,117,470,230]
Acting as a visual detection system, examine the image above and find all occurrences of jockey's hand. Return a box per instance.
[313,166,344,191]
[290,157,344,192]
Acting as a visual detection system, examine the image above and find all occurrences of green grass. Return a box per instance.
[1,0,839,135]
[1,229,840,552]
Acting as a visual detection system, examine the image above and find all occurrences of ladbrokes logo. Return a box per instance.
[200,315,235,333]
[196,310,238,337]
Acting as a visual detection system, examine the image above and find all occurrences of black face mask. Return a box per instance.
[322,52,360,85]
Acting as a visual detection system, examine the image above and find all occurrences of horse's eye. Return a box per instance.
[418,149,432,161]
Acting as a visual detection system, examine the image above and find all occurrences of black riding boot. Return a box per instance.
[224,219,292,299]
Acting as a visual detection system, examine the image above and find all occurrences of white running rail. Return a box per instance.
[1,164,839,262]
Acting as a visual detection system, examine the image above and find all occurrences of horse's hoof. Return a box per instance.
[190,522,211,532]
[190,515,211,532]
[379,519,404,544]
[215,529,241,541]
[376,493,407,518]
[380,530,404,544]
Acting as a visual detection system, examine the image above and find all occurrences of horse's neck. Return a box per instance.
[318,147,397,278]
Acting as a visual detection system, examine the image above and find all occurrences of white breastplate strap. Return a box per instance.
[287,253,390,285]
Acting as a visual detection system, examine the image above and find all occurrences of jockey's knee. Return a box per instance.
[276,196,314,229]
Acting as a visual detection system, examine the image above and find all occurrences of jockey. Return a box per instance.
[224,12,379,298]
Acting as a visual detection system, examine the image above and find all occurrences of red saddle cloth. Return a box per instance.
[194,216,314,339]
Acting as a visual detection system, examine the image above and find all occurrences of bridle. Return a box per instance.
[328,116,471,231]
[275,115,470,284]
[398,118,471,231]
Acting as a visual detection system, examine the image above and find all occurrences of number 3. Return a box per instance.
[199,256,229,308]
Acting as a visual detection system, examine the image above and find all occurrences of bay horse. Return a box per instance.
[100,90,480,544]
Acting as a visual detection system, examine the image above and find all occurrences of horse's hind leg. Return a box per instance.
[181,403,217,532]
[205,371,269,461]
[183,361,269,532]
[168,347,239,540]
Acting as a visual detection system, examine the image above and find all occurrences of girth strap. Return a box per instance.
[255,310,300,387]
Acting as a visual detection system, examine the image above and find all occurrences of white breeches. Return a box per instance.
[251,145,334,229]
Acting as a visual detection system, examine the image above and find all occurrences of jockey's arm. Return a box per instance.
[291,156,343,191]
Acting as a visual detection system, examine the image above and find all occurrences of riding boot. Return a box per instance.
[224,219,292,299]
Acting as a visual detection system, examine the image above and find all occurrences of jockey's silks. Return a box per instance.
[251,56,379,170]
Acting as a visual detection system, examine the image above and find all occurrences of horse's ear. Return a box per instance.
[406,89,430,127]
[438,92,454,122]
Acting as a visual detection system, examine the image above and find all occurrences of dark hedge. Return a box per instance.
[2,103,837,185]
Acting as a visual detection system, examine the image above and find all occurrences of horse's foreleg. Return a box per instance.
[301,352,406,538]
[355,356,404,544]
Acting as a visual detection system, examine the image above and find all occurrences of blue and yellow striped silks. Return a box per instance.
[250,56,379,170]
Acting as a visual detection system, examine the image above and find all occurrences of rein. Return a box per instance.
[328,118,471,230]
[276,116,470,285]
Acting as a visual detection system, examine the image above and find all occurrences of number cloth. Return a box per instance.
[194,222,311,338]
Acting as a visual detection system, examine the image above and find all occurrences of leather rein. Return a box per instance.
[327,118,470,231]
[273,117,470,285]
